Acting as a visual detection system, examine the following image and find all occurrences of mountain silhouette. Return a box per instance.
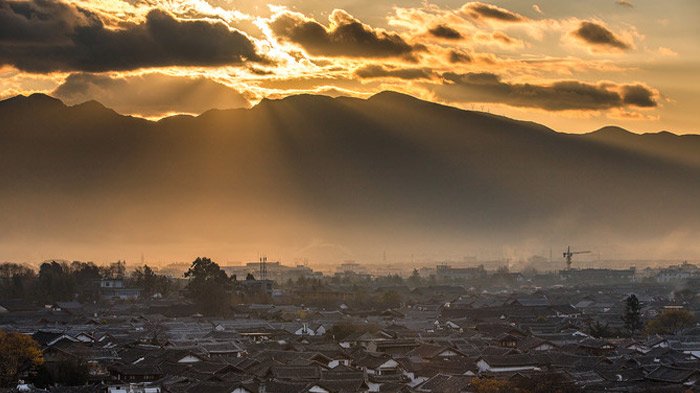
[1,92,698,261]
[582,126,700,168]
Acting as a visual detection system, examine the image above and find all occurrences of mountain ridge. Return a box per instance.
[0,90,698,260]
[3,91,693,137]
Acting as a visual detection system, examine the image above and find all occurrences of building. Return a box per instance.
[223,260,322,283]
[656,262,699,283]
[100,279,141,300]
[436,264,487,281]
[559,268,635,284]
[240,279,274,295]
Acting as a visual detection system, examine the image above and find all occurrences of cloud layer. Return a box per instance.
[269,9,424,59]
[573,21,630,50]
[437,72,656,111]
[428,24,463,40]
[354,64,433,80]
[461,2,526,22]
[0,0,678,130]
[0,0,262,72]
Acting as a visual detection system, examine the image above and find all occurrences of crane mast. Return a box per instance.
[563,246,591,270]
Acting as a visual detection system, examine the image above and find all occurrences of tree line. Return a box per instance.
[0,260,171,304]
[587,294,696,338]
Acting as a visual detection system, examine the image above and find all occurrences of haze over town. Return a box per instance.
[1,0,700,392]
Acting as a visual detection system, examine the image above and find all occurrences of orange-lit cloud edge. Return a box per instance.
[0,0,692,134]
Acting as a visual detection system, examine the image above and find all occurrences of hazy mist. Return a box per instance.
[1,92,699,265]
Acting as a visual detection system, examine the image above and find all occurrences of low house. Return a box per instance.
[110,364,164,383]
[355,354,403,376]
[0,299,38,314]
[368,339,420,355]
[292,323,326,336]
[200,342,245,358]
[43,343,119,379]
[32,330,80,347]
[577,338,616,356]
[107,382,162,393]
[405,344,466,361]
[645,365,699,385]
[100,279,141,300]
[475,354,541,373]
[51,301,84,315]
[416,374,473,393]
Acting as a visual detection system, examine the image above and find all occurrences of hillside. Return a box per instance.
[1,92,698,261]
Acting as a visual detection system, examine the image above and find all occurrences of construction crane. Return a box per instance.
[563,246,591,270]
[259,256,268,280]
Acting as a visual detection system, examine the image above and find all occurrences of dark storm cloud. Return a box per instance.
[573,21,630,50]
[269,10,425,59]
[437,72,657,111]
[53,73,250,116]
[354,64,433,80]
[448,50,472,63]
[0,0,263,72]
[428,24,463,40]
[622,84,657,107]
[462,2,525,22]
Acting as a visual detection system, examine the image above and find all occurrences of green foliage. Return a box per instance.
[379,290,402,309]
[0,263,35,299]
[36,261,76,303]
[407,269,423,288]
[623,294,643,334]
[100,260,126,279]
[35,261,108,303]
[184,257,232,315]
[70,261,101,302]
[1,260,166,304]
[130,265,171,298]
[32,360,89,387]
[588,321,615,338]
[328,321,379,341]
[645,309,696,335]
[374,274,404,286]
[294,276,325,291]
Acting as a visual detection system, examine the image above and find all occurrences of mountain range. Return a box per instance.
[1,91,698,262]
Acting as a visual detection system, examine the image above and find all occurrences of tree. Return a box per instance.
[70,261,101,301]
[588,321,614,338]
[379,290,402,309]
[328,321,379,341]
[100,260,126,280]
[32,360,88,387]
[0,263,35,299]
[36,261,76,303]
[131,265,171,298]
[645,309,696,335]
[623,294,643,334]
[0,331,43,386]
[184,257,232,315]
[510,371,582,393]
[407,269,423,288]
[374,274,404,286]
[470,378,512,393]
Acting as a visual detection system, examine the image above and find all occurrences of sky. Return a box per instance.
[0,0,698,133]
